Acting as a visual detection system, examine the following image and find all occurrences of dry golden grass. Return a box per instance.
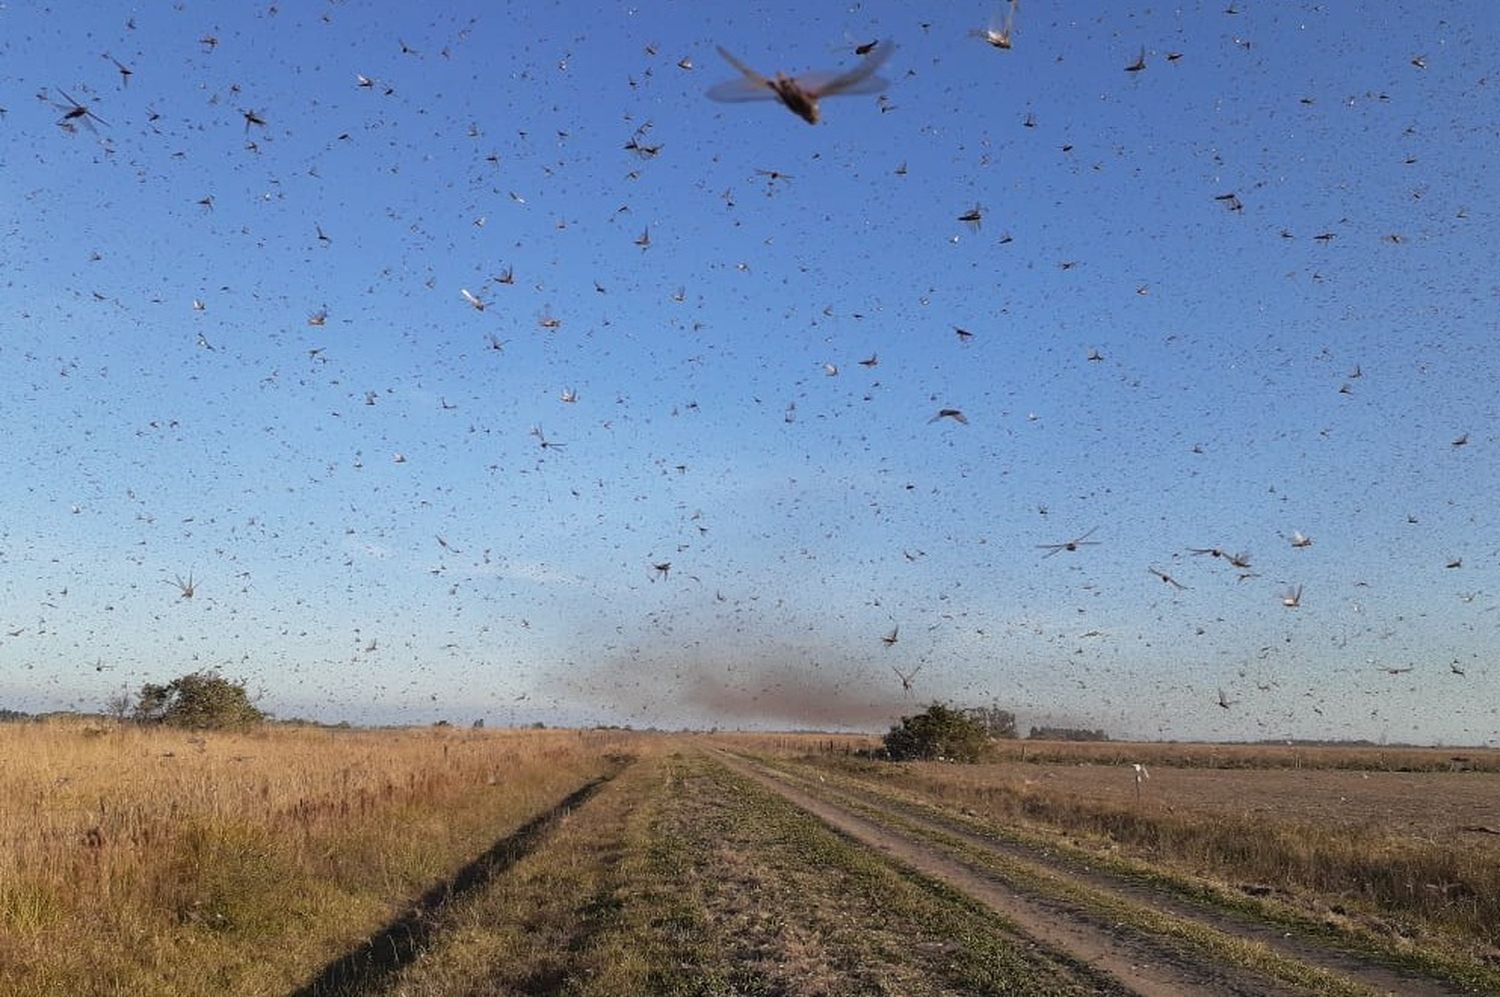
[0,719,639,996]
[705,730,880,758]
[992,738,1500,773]
[9,721,1495,993]
[714,729,1500,772]
[706,729,1500,778]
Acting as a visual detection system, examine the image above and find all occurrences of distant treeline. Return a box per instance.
[1028,726,1110,742]
[1250,738,1424,749]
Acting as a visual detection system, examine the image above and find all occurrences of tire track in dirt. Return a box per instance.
[669,758,1124,995]
[293,756,633,997]
[762,759,1476,997]
[712,751,1260,997]
[713,751,1466,997]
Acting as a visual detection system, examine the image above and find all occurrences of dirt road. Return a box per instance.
[713,751,1478,997]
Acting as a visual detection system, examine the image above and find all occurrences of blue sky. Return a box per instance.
[1,1,1495,743]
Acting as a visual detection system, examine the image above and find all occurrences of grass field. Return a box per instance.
[3,721,1498,995]
[0,720,638,995]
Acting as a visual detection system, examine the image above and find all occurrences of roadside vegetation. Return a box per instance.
[0,719,635,996]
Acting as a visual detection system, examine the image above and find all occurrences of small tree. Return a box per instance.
[962,704,1018,739]
[132,671,266,730]
[103,687,132,723]
[883,703,991,763]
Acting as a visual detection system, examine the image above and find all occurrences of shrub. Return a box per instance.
[883,703,991,763]
[132,671,266,730]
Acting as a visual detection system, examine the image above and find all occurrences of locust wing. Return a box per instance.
[796,41,894,98]
[707,42,895,102]
[706,47,777,102]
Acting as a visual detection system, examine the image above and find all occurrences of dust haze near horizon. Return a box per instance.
[1,2,1496,744]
